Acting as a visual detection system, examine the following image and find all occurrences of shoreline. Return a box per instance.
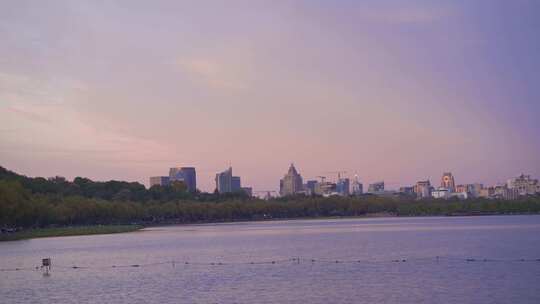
[2,212,538,242]
[0,225,144,242]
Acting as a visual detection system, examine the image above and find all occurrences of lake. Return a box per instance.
[1,215,540,303]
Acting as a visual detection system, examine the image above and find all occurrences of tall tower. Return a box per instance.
[351,175,363,195]
[279,163,304,196]
[415,180,431,199]
[169,167,197,192]
[215,167,233,193]
[440,172,456,192]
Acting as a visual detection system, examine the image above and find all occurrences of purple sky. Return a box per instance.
[1,0,539,192]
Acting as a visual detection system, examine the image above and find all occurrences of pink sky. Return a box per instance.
[1,1,539,192]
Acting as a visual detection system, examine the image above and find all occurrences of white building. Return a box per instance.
[351,175,363,195]
[507,174,540,196]
[432,188,450,199]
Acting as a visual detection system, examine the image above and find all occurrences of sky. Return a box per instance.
[1,0,539,192]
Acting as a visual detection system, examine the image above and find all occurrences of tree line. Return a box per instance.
[1,166,540,228]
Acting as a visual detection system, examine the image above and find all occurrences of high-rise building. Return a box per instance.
[440,172,456,192]
[494,185,519,200]
[215,167,233,193]
[507,174,540,196]
[215,167,242,193]
[231,176,241,192]
[367,181,384,193]
[305,180,317,195]
[414,180,431,199]
[149,176,170,187]
[169,167,197,192]
[314,181,337,196]
[279,163,304,196]
[336,178,350,196]
[351,175,363,196]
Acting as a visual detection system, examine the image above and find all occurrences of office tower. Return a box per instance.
[169,167,197,192]
[305,180,318,195]
[414,180,431,199]
[149,176,170,187]
[336,178,350,196]
[215,167,233,193]
[440,172,456,192]
[232,176,241,192]
[368,181,384,193]
[179,167,196,192]
[279,163,304,196]
[351,175,363,195]
[314,181,337,196]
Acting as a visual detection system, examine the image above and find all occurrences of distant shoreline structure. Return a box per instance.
[149,165,539,201]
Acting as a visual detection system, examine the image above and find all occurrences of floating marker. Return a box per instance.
[41,258,51,274]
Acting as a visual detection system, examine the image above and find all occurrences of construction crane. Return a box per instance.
[323,171,348,180]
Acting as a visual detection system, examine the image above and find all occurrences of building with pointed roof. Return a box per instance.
[279,163,304,196]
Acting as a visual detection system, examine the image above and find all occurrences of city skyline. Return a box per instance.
[1,0,539,192]
[145,162,537,196]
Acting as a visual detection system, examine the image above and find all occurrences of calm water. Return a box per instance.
[1,215,540,303]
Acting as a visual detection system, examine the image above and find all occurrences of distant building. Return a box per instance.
[241,187,253,197]
[456,183,483,198]
[280,164,304,196]
[432,187,450,199]
[455,184,467,193]
[450,192,468,200]
[414,180,431,199]
[351,175,363,196]
[440,172,456,192]
[494,185,519,200]
[215,167,233,193]
[467,183,483,198]
[507,174,540,196]
[149,176,170,187]
[336,178,350,196]
[479,187,495,199]
[169,167,197,192]
[367,181,384,194]
[232,176,241,192]
[399,186,415,196]
[305,180,317,195]
[314,181,337,196]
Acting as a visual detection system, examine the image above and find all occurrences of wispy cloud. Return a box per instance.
[0,72,179,167]
[175,56,251,91]
[6,104,53,124]
[0,72,87,105]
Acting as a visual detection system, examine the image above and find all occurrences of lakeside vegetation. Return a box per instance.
[2,166,540,240]
[0,225,142,242]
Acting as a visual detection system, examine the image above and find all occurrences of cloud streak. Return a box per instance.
[175,54,251,91]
